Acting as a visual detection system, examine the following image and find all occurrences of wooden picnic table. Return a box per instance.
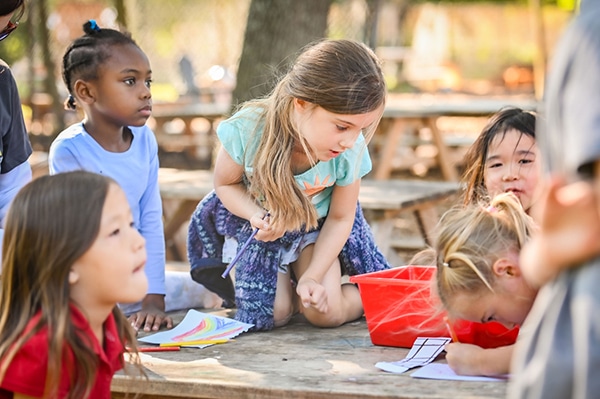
[149,96,537,181]
[375,96,538,181]
[358,179,459,258]
[158,168,460,261]
[111,309,507,399]
[151,102,230,137]
[158,168,214,260]
[150,102,230,164]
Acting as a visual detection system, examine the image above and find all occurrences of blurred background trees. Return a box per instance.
[232,0,333,106]
[0,0,577,147]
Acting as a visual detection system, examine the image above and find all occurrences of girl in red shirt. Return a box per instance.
[0,171,148,398]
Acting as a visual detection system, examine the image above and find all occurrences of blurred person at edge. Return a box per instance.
[0,0,34,259]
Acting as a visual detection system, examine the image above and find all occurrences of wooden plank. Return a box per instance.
[159,168,214,200]
[112,310,507,399]
[152,102,230,119]
[382,98,538,119]
[359,179,459,212]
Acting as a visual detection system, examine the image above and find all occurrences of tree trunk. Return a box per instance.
[364,0,381,50]
[37,0,65,135]
[24,0,35,106]
[231,0,333,108]
[114,0,128,30]
[529,0,546,100]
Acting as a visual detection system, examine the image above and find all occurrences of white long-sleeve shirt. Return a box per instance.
[49,123,166,295]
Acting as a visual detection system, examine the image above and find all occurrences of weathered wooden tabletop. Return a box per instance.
[112,309,507,399]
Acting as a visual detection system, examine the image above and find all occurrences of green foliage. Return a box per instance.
[0,24,27,65]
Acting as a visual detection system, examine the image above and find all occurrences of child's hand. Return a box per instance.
[444,342,488,376]
[252,212,285,242]
[128,294,174,332]
[445,342,513,376]
[521,176,600,286]
[296,277,328,313]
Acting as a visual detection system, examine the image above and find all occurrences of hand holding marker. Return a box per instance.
[444,316,459,343]
[221,213,270,278]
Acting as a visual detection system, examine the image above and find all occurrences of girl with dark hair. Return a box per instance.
[49,21,172,332]
[0,171,147,398]
[461,107,539,213]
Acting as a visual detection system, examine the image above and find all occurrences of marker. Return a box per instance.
[159,339,230,347]
[444,316,459,343]
[130,346,181,353]
[221,213,270,278]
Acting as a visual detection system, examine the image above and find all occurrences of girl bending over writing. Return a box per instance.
[49,21,172,332]
[0,171,147,398]
[188,39,391,330]
[428,193,538,376]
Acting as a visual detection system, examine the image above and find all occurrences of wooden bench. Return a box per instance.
[149,102,230,165]
[158,168,460,261]
[359,179,459,257]
[375,97,538,181]
[158,168,214,260]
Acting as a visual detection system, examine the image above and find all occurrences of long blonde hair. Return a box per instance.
[433,193,535,310]
[0,172,142,398]
[239,39,386,232]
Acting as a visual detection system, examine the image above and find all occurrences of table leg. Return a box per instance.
[413,206,440,246]
[423,117,459,181]
[163,200,198,261]
[374,118,408,180]
[363,210,394,258]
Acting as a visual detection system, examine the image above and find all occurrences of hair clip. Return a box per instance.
[442,262,450,268]
[89,19,101,32]
[486,205,497,213]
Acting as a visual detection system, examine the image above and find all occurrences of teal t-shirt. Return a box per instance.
[216,108,372,218]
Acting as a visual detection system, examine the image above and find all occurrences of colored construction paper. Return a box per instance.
[138,309,253,348]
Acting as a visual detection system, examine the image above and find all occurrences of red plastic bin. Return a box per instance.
[350,266,519,349]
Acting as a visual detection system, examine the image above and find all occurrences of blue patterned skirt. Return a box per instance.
[187,191,391,330]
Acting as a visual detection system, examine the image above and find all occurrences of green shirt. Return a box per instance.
[217,108,372,217]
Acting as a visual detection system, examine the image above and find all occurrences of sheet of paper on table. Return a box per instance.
[138,309,254,348]
[375,337,451,374]
[376,336,509,382]
[411,363,509,382]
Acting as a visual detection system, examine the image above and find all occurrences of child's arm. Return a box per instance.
[130,142,173,332]
[213,147,273,236]
[444,342,514,376]
[520,175,600,287]
[295,180,360,311]
[130,294,172,332]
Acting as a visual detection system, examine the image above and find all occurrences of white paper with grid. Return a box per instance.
[375,337,451,374]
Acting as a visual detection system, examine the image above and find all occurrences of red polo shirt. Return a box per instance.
[0,305,125,398]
